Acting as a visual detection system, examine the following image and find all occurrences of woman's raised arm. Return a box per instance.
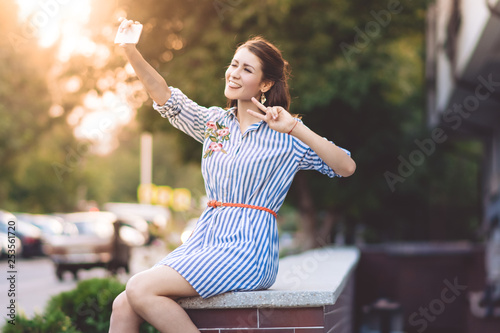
[118,19,171,105]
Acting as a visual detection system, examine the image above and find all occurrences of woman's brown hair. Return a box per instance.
[227,37,291,111]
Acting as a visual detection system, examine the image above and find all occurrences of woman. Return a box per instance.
[110,19,356,333]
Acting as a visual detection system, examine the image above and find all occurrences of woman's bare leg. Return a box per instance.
[109,291,144,333]
[125,265,200,333]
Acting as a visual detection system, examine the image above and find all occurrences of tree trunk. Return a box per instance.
[317,208,337,247]
[294,173,317,251]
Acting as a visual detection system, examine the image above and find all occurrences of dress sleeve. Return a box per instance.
[153,87,223,144]
[294,121,351,178]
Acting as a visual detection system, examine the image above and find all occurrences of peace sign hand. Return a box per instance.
[246,97,297,134]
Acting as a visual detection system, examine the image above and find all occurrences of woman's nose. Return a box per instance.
[230,67,241,79]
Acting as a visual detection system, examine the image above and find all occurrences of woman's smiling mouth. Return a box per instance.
[228,80,242,89]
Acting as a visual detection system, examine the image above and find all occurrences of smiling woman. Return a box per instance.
[109,18,355,332]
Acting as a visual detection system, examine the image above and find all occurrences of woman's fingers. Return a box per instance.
[118,18,136,32]
[271,107,281,120]
[251,97,268,112]
[247,108,293,134]
[246,108,266,121]
[250,98,283,120]
[118,19,129,32]
[266,106,280,120]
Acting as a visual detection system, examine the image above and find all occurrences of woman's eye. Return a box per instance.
[245,68,252,73]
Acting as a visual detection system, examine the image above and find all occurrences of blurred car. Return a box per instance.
[0,230,8,258]
[104,202,171,245]
[0,212,23,259]
[44,211,147,280]
[1,210,42,257]
[13,213,65,255]
[0,229,23,260]
[14,213,65,238]
[116,214,150,245]
[103,202,170,230]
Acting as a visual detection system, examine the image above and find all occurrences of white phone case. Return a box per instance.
[114,24,143,44]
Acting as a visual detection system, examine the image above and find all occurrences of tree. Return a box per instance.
[0,1,64,211]
[0,0,115,212]
[115,0,466,248]
[4,0,480,245]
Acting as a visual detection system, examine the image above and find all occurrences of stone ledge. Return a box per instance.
[177,246,359,309]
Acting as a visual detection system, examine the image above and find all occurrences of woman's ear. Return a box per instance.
[261,80,274,93]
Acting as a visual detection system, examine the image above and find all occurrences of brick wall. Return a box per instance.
[186,274,354,333]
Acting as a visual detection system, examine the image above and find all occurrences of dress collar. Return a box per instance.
[227,107,237,119]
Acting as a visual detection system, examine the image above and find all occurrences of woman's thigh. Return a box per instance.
[127,265,199,299]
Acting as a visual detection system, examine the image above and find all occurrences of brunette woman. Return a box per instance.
[109,19,355,333]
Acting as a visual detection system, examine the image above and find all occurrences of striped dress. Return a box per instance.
[153,87,351,298]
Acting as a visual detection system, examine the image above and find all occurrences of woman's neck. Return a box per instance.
[236,99,263,127]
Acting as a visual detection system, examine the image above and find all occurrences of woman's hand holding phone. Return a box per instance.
[115,18,143,46]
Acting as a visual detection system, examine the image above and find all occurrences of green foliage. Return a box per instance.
[3,309,81,333]
[106,0,479,242]
[2,278,160,332]
[1,0,482,242]
[0,3,54,210]
[45,278,124,333]
[0,0,111,213]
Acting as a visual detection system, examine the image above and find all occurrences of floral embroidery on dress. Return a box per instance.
[203,121,230,158]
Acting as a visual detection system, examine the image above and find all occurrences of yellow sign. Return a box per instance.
[157,186,173,206]
[137,184,156,204]
[172,188,191,212]
[137,184,191,211]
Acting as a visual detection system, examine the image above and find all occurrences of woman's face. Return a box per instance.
[224,47,268,103]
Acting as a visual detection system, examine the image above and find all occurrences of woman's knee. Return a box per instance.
[111,292,132,317]
[125,276,142,307]
[110,291,143,331]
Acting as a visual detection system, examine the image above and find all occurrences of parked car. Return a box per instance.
[44,211,147,280]
[0,229,23,260]
[103,202,170,229]
[116,214,150,245]
[14,213,64,237]
[1,210,42,257]
[13,213,64,255]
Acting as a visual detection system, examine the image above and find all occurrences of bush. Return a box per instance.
[45,278,125,333]
[2,277,159,332]
[2,310,81,333]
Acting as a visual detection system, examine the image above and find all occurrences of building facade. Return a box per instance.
[426,0,500,230]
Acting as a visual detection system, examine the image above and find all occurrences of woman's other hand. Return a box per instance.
[246,97,297,134]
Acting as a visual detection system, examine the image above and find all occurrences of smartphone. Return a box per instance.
[114,23,143,44]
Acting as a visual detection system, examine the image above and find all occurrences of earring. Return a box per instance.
[261,92,267,105]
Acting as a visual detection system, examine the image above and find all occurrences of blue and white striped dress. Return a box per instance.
[153,87,350,298]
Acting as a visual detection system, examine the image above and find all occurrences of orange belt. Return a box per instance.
[207,200,277,219]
